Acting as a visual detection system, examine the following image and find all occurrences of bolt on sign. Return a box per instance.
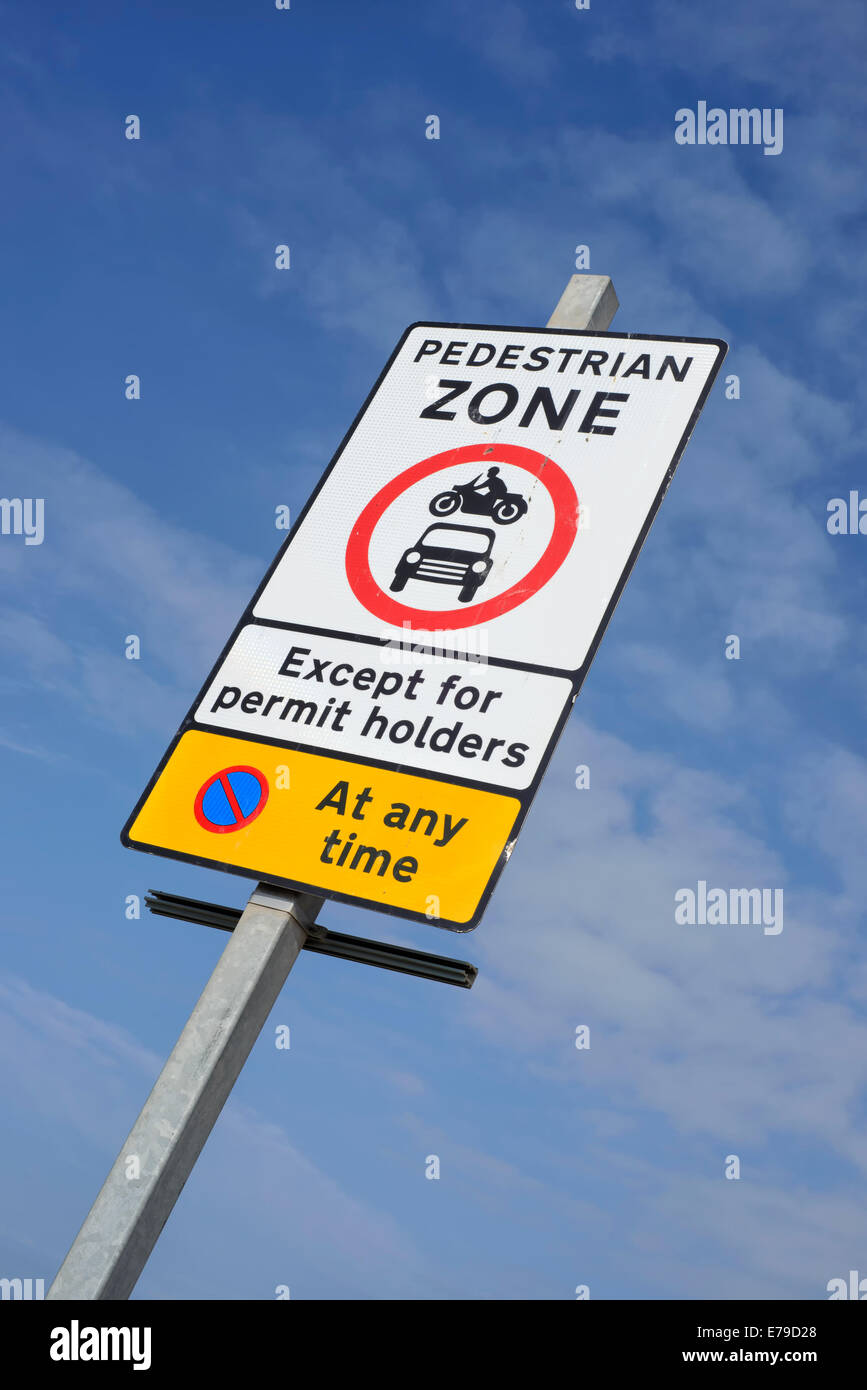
[123,323,727,930]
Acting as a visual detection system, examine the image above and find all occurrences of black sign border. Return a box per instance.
[121,322,728,933]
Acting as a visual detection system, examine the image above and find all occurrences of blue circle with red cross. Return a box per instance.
[194,765,269,833]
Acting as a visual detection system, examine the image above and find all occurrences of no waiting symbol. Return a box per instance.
[194,765,269,833]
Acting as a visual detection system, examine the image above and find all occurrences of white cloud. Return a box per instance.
[452,0,559,86]
[0,970,434,1299]
[0,425,260,733]
[471,716,867,1178]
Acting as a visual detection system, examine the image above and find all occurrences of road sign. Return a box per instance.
[122,321,726,930]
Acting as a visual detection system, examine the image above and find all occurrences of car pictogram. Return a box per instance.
[389,523,495,604]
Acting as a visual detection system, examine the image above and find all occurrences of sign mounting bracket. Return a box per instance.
[144,888,478,988]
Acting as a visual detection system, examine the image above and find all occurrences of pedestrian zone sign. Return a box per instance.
[122,322,726,930]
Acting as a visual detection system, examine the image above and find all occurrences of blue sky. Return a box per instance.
[2,0,866,1299]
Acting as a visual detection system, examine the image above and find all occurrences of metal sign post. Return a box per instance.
[47,885,320,1300]
[48,276,633,1300]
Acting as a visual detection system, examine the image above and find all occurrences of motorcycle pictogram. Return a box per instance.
[429,467,529,526]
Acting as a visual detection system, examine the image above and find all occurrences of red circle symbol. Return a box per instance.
[344,443,578,629]
[194,766,269,833]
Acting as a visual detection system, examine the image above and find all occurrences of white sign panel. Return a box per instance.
[255,324,726,671]
[123,322,726,931]
[196,624,572,791]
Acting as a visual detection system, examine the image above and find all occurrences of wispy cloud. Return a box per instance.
[0,970,434,1299]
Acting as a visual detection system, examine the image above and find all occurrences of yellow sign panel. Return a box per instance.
[124,730,520,927]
